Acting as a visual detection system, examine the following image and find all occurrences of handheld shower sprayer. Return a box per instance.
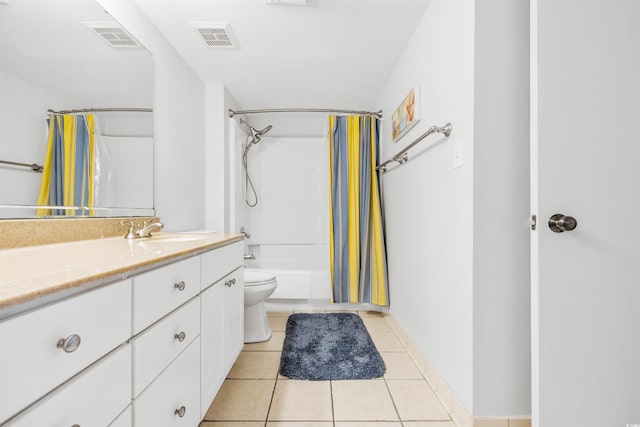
[249,125,273,144]
[241,122,273,207]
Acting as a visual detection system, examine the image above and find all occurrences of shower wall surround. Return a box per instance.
[236,135,331,302]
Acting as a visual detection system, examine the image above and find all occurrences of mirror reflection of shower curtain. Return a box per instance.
[37,114,96,216]
[328,115,389,307]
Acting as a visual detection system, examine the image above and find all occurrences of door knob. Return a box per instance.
[548,214,577,233]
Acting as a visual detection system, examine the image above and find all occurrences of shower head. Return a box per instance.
[249,125,272,143]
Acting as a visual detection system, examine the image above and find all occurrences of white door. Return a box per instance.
[531,1,640,426]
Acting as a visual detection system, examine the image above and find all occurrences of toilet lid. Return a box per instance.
[244,269,276,286]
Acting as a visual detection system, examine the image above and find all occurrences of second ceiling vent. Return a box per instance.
[191,22,239,49]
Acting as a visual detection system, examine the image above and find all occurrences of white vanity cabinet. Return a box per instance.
[131,296,200,398]
[0,237,244,427]
[222,269,244,371]
[132,240,244,424]
[0,279,132,424]
[130,256,203,426]
[132,338,201,427]
[132,256,200,335]
[4,345,132,427]
[200,242,244,418]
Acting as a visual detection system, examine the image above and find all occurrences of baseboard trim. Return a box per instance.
[385,313,531,427]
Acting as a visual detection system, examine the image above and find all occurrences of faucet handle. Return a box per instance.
[136,221,164,238]
[120,220,138,239]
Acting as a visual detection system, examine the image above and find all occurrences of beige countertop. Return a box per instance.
[0,232,243,319]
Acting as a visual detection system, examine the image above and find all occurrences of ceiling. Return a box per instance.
[0,0,153,109]
[0,0,429,137]
[134,0,430,136]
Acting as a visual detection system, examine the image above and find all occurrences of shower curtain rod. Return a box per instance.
[228,108,383,118]
[0,159,43,173]
[47,108,153,115]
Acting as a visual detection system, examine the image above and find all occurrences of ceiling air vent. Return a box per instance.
[191,22,239,49]
[83,21,142,49]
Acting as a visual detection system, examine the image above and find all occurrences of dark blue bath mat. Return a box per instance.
[279,313,386,380]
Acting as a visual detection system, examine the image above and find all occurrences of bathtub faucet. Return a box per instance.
[244,253,256,260]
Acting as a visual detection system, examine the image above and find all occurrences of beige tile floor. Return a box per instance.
[201,310,454,427]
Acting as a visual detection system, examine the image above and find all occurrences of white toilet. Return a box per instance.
[243,269,278,343]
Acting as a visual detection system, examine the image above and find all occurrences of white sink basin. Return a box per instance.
[144,235,206,243]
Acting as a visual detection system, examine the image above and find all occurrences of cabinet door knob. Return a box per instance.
[174,281,186,291]
[175,405,186,418]
[230,278,236,285]
[174,331,186,342]
[224,280,232,287]
[56,334,81,353]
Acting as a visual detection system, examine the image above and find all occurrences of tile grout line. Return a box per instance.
[384,314,457,425]
[367,309,412,426]
[263,369,280,426]
[330,380,336,427]
[383,376,405,426]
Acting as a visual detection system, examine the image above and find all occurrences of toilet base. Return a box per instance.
[244,301,272,343]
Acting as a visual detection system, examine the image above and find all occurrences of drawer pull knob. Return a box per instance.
[56,334,81,353]
[175,331,186,342]
[175,405,186,418]
[174,281,186,291]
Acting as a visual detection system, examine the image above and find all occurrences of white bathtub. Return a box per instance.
[244,244,331,301]
[244,267,329,301]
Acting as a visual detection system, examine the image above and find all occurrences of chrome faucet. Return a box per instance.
[137,220,164,238]
[120,220,164,239]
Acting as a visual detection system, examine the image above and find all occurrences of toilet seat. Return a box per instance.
[244,269,277,287]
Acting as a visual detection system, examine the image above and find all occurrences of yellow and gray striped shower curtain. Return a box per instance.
[37,114,96,216]
[328,115,389,307]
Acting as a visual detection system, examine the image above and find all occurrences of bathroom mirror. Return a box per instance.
[0,0,154,218]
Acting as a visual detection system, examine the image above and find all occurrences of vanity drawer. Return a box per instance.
[4,344,131,427]
[201,241,243,290]
[132,256,200,334]
[132,296,200,397]
[0,279,131,423]
[133,337,201,427]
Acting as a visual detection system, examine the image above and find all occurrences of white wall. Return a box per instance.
[377,0,530,417]
[473,0,530,417]
[377,0,476,411]
[0,71,53,208]
[205,84,241,233]
[229,117,247,236]
[98,0,206,231]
